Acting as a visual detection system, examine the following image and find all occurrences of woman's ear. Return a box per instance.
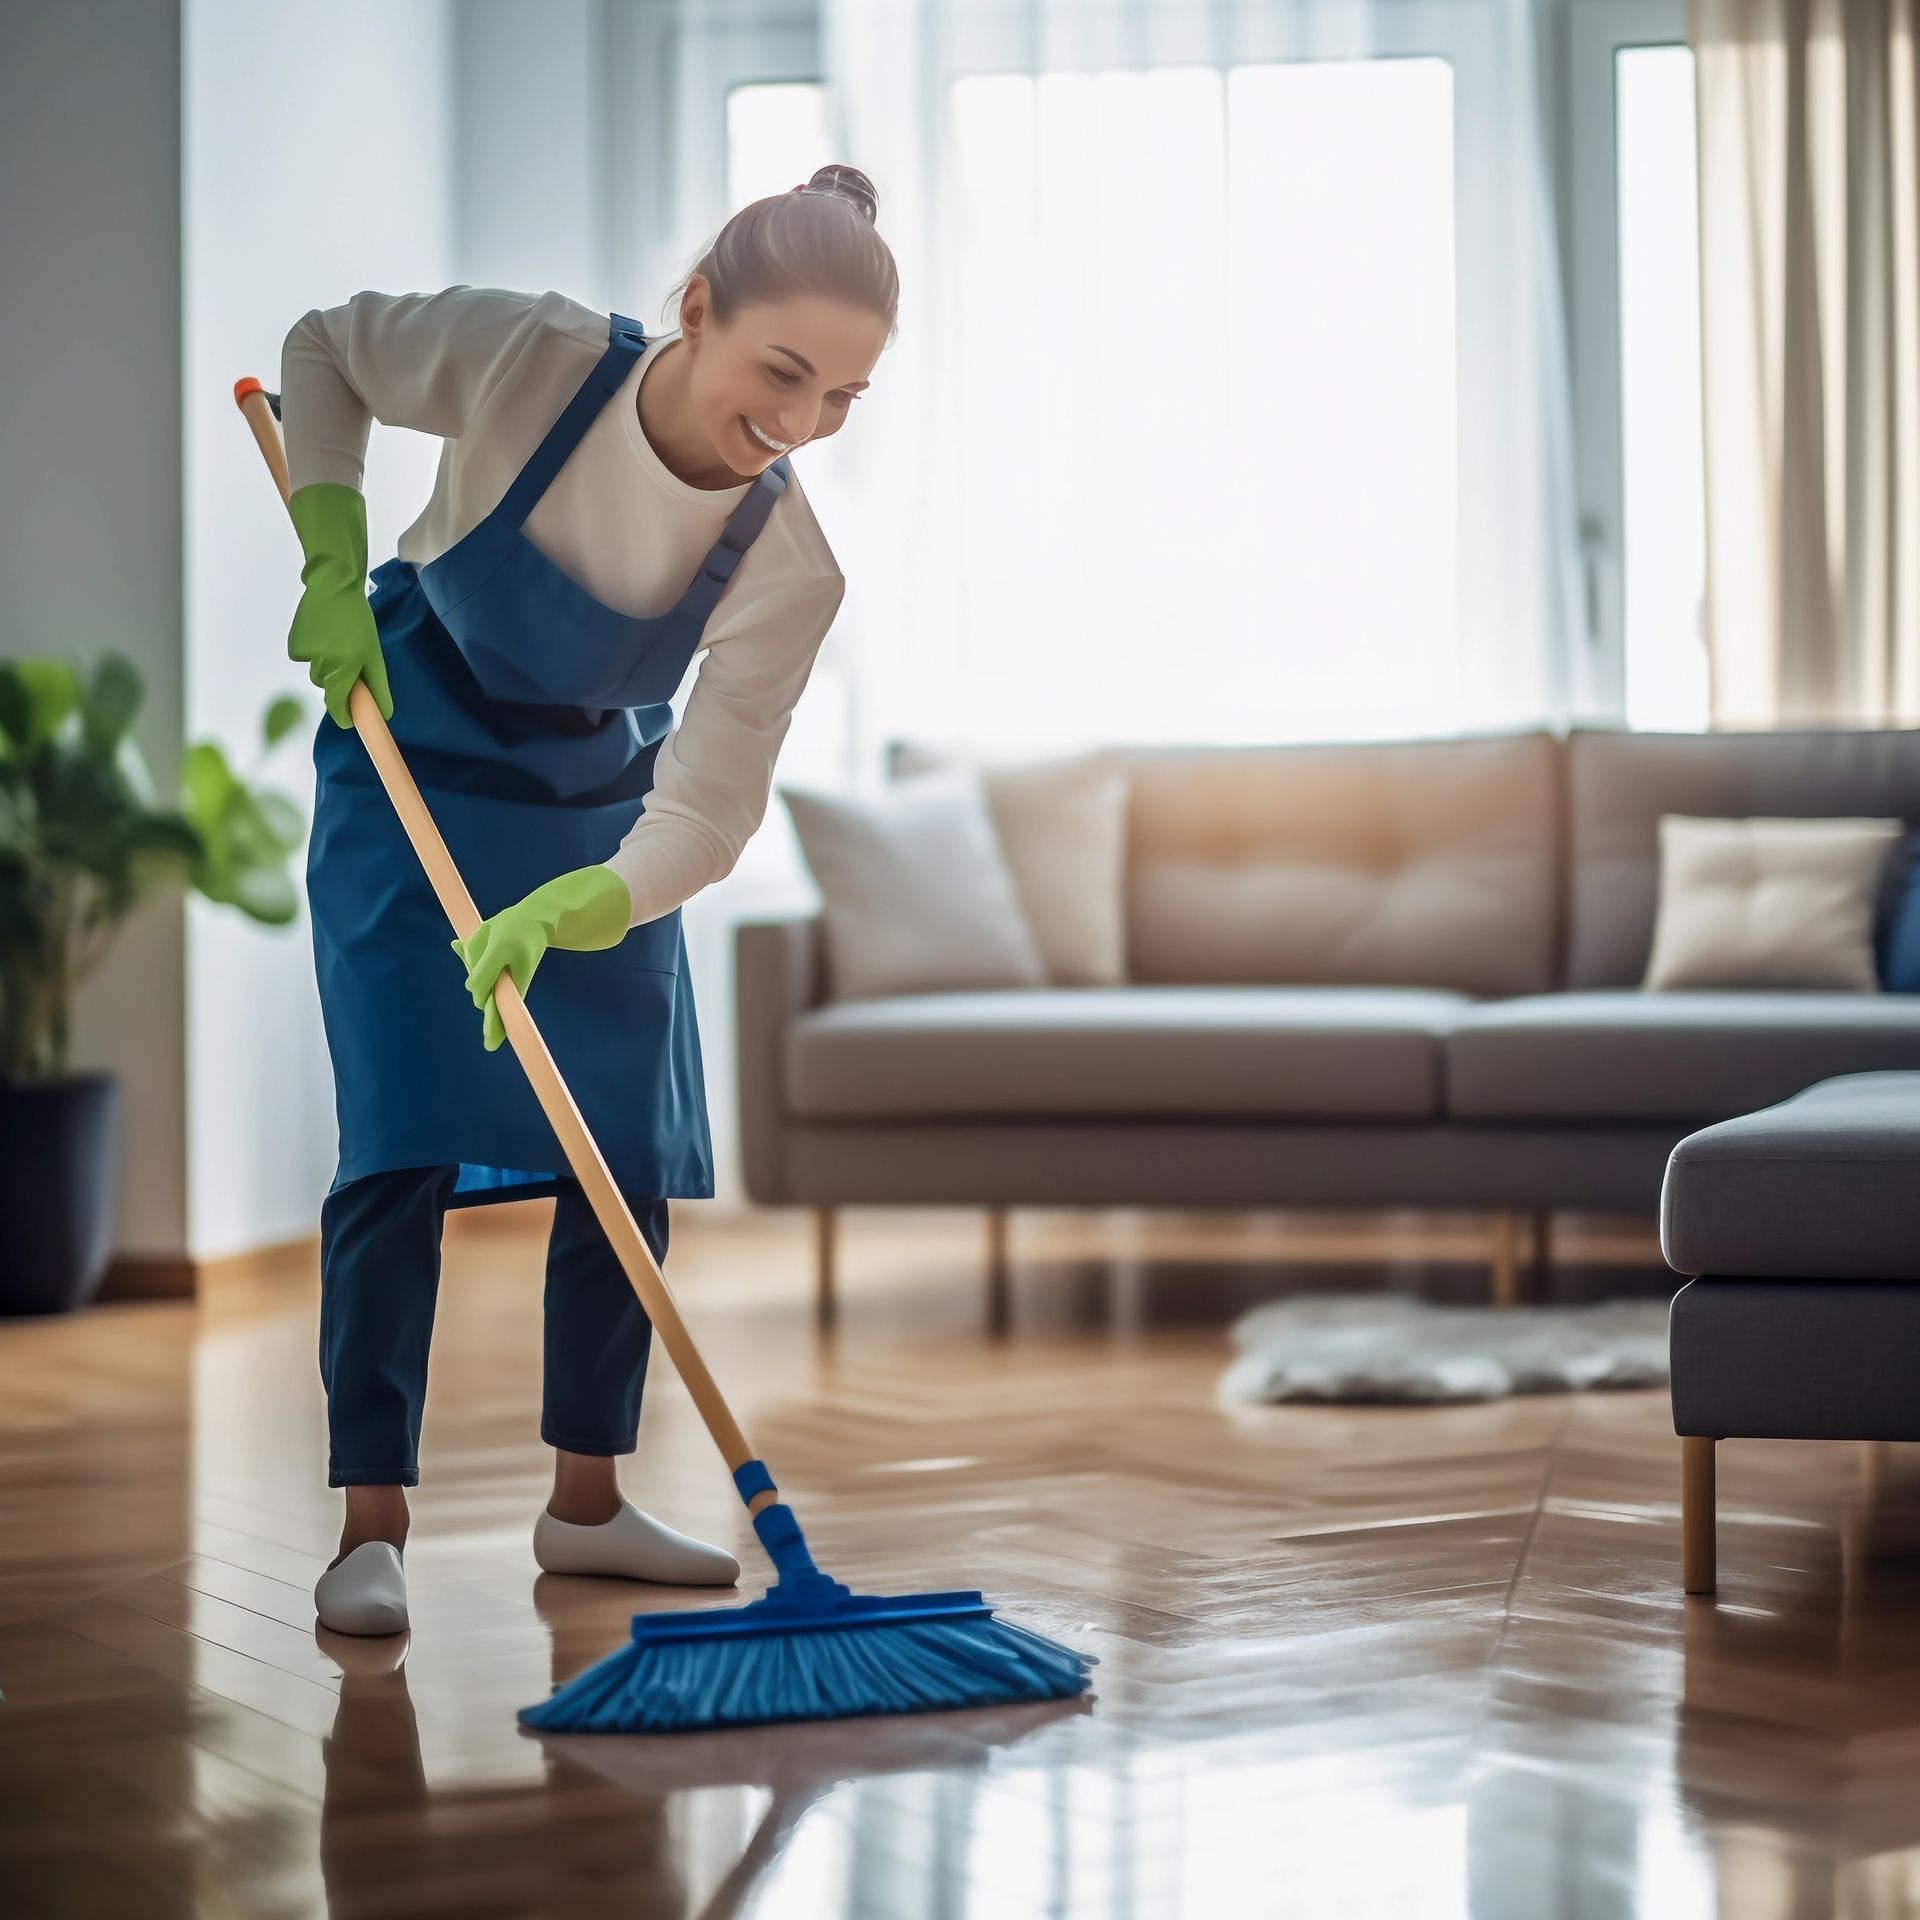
[678,273,709,345]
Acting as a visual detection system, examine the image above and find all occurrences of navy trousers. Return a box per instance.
[318,1166,665,1488]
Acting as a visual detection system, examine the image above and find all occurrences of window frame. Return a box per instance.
[1565,0,1693,722]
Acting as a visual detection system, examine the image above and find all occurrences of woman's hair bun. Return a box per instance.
[805,164,879,225]
[664,160,896,334]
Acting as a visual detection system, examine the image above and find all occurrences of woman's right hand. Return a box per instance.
[286,482,395,731]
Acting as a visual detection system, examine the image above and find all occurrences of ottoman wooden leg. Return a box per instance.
[1682,1436,1716,1594]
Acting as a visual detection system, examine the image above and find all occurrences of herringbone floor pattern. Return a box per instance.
[3,1205,1918,1917]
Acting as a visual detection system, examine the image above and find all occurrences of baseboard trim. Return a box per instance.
[97,1255,198,1302]
[94,1198,577,1305]
[97,1232,321,1303]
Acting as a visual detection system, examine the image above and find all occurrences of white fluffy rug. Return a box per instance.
[1219,1293,1671,1406]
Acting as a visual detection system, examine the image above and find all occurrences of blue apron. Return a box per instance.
[306,311,791,1209]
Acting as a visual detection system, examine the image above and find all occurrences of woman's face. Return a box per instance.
[680,278,888,476]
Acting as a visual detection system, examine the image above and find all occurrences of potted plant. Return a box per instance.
[0,653,308,1315]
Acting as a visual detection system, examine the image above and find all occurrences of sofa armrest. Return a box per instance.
[733,914,826,1204]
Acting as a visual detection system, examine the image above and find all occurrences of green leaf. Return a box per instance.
[263,695,307,747]
[179,742,238,831]
[125,812,204,864]
[253,789,305,853]
[0,660,80,754]
[213,860,299,925]
[80,655,143,758]
[219,787,278,866]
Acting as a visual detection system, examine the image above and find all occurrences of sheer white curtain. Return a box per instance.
[1692,0,1920,725]
[808,0,1585,772]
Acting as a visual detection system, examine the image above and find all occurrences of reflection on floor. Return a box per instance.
[2,1203,1917,1917]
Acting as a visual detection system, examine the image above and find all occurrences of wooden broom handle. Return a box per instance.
[234,377,779,1517]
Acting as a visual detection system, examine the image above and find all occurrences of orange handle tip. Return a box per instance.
[233,376,264,405]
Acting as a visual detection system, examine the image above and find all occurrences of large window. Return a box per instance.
[722,4,1709,743]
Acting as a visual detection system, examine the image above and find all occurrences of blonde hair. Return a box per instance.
[661,163,899,342]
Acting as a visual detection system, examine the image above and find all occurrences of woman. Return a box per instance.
[281,165,896,1635]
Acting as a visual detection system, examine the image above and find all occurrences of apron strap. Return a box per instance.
[675,457,794,625]
[495,311,649,531]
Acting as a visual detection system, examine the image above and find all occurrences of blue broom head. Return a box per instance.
[518,1501,1097,1736]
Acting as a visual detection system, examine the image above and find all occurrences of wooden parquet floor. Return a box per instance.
[5,1204,1920,1918]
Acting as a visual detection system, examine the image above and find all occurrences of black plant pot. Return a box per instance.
[0,1071,121,1316]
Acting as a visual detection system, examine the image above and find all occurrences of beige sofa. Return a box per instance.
[736,726,1920,1325]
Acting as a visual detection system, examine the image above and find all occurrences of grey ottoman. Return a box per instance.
[1664,1071,1920,1595]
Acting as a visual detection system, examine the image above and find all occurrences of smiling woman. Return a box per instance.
[273,163,899,1640]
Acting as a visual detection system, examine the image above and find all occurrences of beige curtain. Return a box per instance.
[1693,0,1920,725]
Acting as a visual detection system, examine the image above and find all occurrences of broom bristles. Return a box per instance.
[518,1584,1096,1735]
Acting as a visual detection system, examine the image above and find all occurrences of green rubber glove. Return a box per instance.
[286,481,395,731]
[450,865,634,1051]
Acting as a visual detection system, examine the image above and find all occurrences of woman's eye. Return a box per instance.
[768,365,858,406]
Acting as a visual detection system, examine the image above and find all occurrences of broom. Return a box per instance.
[235,375,1096,1732]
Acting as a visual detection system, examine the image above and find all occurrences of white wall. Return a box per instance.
[183,0,456,1259]
[1,2,190,1259]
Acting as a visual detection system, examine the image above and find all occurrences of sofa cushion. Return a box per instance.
[780,774,1048,1000]
[1642,814,1906,989]
[1566,726,1920,989]
[1117,730,1558,997]
[1662,1072,1920,1281]
[889,743,1132,986]
[1445,992,1920,1121]
[785,986,1472,1121]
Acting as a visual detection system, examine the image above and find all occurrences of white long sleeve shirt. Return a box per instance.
[279,285,845,930]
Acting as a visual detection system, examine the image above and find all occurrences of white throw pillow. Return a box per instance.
[890,745,1130,985]
[779,771,1050,1001]
[1641,814,1908,991]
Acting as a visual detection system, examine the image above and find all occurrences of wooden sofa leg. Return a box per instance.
[1683,1437,1716,1594]
[983,1213,1013,1336]
[1490,1210,1520,1308]
[986,1208,1011,1335]
[813,1206,838,1329]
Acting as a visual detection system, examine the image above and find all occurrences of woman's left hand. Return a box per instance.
[450,865,633,1052]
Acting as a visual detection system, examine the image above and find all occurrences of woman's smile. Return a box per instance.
[741,415,795,455]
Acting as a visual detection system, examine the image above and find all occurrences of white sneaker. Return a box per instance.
[533,1500,740,1585]
[314,1540,410,1636]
